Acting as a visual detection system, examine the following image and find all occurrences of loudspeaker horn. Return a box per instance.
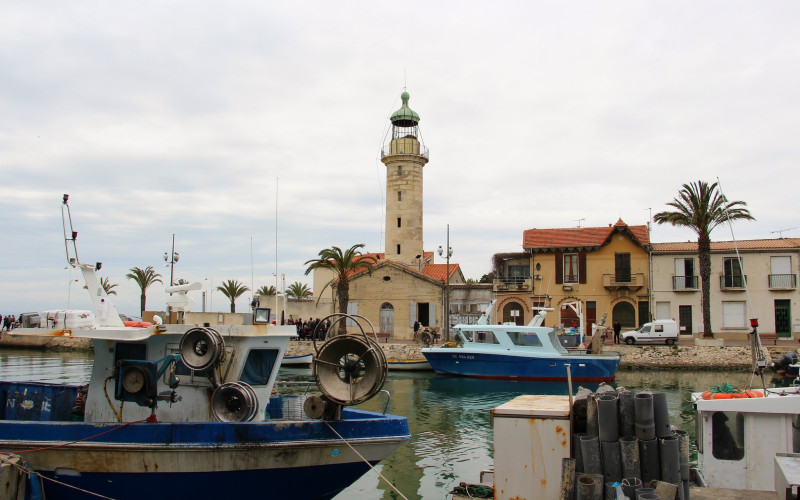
[180,327,225,371]
[211,382,259,422]
[313,335,387,406]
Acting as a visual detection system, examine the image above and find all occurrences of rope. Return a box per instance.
[450,482,493,498]
[323,421,409,500]
[0,453,116,499]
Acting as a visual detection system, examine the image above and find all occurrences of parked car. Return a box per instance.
[620,319,679,345]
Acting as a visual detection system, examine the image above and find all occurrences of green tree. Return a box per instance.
[286,282,312,300]
[85,277,119,296]
[654,180,754,338]
[217,279,250,313]
[174,278,189,286]
[125,266,163,315]
[256,285,277,297]
[304,244,377,334]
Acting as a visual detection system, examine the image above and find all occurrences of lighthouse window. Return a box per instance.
[397,218,401,228]
[398,166,402,176]
[397,244,401,255]
[398,191,402,201]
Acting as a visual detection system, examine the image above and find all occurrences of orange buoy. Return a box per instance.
[700,390,763,400]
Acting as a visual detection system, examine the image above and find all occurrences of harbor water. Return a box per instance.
[0,349,781,499]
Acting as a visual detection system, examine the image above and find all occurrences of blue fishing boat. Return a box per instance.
[421,323,620,382]
[0,195,409,500]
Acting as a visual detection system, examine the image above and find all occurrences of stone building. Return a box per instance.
[309,91,491,339]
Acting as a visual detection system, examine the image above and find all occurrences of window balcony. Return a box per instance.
[720,275,747,290]
[768,274,797,290]
[493,277,532,292]
[672,275,699,291]
[602,273,644,291]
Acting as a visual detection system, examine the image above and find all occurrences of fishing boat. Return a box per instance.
[281,353,314,367]
[387,358,432,371]
[0,195,410,500]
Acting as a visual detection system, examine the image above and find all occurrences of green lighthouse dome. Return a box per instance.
[390,91,420,127]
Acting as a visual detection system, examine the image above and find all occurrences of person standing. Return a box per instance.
[413,320,420,340]
[613,320,621,344]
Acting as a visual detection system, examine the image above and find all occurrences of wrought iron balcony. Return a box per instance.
[672,275,699,291]
[602,273,644,290]
[493,277,532,292]
[720,275,747,290]
[768,274,797,289]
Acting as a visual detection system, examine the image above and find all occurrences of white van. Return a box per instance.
[620,319,679,345]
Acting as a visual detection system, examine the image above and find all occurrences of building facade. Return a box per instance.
[651,239,800,339]
[493,220,651,333]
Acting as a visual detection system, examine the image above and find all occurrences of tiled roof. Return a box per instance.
[523,220,650,250]
[422,263,459,282]
[652,239,800,253]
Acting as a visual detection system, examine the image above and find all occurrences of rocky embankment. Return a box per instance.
[286,341,794,371]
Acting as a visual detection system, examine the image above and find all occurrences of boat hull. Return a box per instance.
[281,353,314,367]
[387,359,432,371]
[0,410,410,500]
[422,350,619,382]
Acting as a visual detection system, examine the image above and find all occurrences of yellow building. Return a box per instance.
[493,219,651,332]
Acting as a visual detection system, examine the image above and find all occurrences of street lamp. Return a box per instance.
[204,278,214,312]
[164,234,179,321]
[67,278,79,310]
[437,224,453,342]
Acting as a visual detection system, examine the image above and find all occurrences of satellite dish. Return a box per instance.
[211,382,258,422]
[179,327,225,371]
[313,335,386,406]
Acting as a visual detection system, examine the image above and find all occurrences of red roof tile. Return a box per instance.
[422,263,459,282]
[523,220,649,250]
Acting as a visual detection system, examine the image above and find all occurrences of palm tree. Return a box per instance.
[174,278,190,286]
[125,266,163,315]
[217,280,250,313]
[256,285,277,297]
[654,181,754,338]
[85,277,119,296]
[286,282,312,300]
[305,244,377,334]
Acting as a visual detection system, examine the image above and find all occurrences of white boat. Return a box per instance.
[281,353,314,367]
[0,195,410,500]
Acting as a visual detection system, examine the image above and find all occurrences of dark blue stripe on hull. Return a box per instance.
[424,352,619,382]
[39,462,378,500]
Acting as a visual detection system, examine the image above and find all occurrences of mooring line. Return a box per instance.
[323,421,409,500]
[0,453,115,499]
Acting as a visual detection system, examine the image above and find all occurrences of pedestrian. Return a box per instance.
[413,320,420,341]
[613,320,621,344]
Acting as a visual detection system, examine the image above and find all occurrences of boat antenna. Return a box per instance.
[61,193,80,266]
[716,177,768,388]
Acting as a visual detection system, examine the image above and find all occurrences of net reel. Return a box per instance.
[211,381,259,422]
[312,313,388,408]
[179,327,226,372]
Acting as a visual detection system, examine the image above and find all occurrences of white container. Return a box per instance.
[39,310,96,329]
[492,395,571,499]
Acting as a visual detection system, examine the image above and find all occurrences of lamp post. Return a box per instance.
[163,234,179,322]
[437,224,453,342]
[67,278,79,310]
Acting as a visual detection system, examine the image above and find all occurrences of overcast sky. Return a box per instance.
[1,1,797,317]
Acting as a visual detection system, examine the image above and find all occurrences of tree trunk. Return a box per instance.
[230,301,236,313]
[140,293,146,316]
[698,233,713,338]
[336,280,349,336]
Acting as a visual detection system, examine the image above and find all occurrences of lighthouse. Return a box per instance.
[381,91,429,267]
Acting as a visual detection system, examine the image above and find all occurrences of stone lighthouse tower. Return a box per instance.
[381,91,429,267]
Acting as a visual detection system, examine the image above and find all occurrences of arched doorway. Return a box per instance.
[502,301,524,325]
[612,302,636,329]
[380,303,394,334]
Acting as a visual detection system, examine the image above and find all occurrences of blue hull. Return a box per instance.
[422,351,619,382]
[0,409,410,500]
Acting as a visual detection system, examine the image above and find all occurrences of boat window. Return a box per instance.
[475,331,499,344]
[508,332,542,347]
[115,342,146,364]
[711,411,744,461]
[241,349,280,386]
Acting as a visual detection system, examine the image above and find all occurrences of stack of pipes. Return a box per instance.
[561,385,690,500]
